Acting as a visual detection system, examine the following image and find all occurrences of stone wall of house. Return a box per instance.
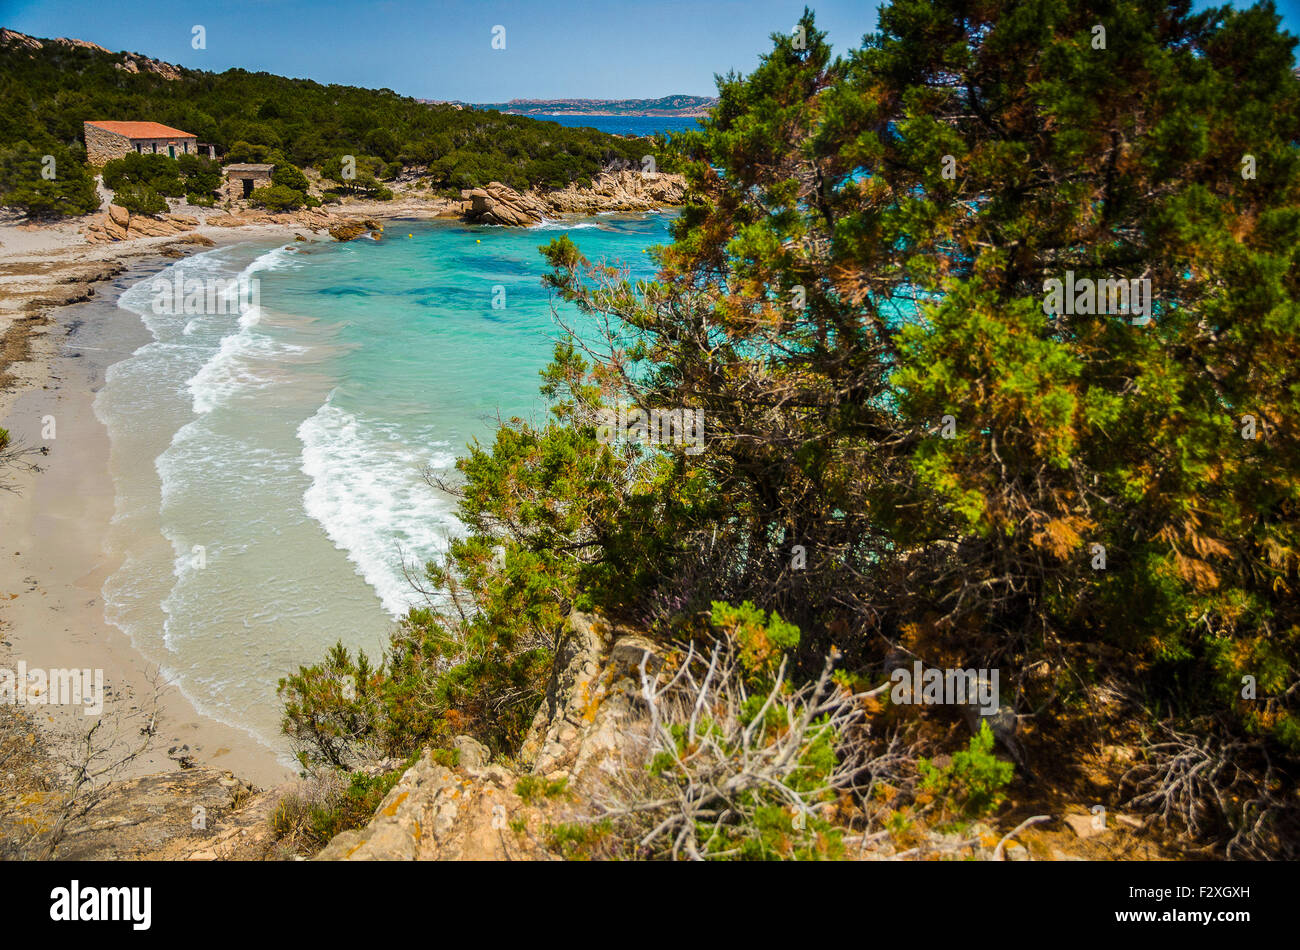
[223,170,273,201]
[127,137,198,158]
[81,124,199,166]
[83,123,132,166]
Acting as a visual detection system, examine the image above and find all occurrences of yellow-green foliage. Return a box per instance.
[710,600,800,680]
[545,820,614,860]
[918,722,1014,819]
[515,774,569,804]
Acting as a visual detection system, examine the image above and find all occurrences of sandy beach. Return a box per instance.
[0,203,440,789]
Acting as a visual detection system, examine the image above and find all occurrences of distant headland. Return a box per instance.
[423,95,718,117]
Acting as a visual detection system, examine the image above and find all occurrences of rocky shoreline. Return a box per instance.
[76,169,688,242]
[462,170,686,226]
[1,168,685,404]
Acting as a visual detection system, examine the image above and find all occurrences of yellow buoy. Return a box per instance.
[476,239,481,243]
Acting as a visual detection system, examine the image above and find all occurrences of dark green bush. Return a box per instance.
[919,723,1015,819]
[0,141,99,218]
[112,183,168,216]
[103,152,220,202]
[270,162,309,193]
[249,183,307,211]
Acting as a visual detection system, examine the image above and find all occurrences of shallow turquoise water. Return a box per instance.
[96,212,671,759]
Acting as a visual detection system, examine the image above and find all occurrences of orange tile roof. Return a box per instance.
[85,120,195,139]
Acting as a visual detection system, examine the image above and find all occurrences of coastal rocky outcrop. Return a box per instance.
[0,764,285,860]
[208,208,379,241]
[314,741,556,860]
[460,182,550,226]
[316,612,657,861]
[81,171,684,247]
[83,205,379,244]
[544,169,687,215]
[84,204,199,243]
[459,170,687,227]
[327,217,384,241]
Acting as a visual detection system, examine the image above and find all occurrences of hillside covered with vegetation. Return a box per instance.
[280,1,1300,860]
[0,30,668,216]
[476,94,718,115]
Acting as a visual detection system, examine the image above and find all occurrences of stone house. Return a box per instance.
[222,164,275,200]
[83,121,198,165]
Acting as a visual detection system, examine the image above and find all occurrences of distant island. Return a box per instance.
[420,95,717,117]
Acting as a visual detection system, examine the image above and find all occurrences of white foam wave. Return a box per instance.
[298,401,459,616]
[185,330,304,414]
[179,245,309,414]
[118,246,244,338]
[529,217,599,231]
[243,244,302,277]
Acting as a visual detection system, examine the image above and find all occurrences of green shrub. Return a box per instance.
[249,183,306,211]
[151,175,185,198]
[224,141,272,164]
[103,152,219,202]
[269,764,407,853]
[306,769,405,844]
[112,183,168,217]
[270,162,310,193]
[710,600,800,681]
[176,153,221,195]
[515,774,568,803]
[918,722,1014,819]
[278,642,385,771]
[545,820,614,860]
[103,152,171,190]
[429,747,460,769]
[0,141,99,218]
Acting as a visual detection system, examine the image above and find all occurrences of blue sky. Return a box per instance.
[1,0,1297,102]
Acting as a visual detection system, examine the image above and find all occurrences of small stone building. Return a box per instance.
[83,121,198,166]
[223,164,275,200]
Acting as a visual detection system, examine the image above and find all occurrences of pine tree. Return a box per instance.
[540,1,1300,852]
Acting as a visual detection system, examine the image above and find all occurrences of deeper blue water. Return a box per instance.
[522,114,702,136]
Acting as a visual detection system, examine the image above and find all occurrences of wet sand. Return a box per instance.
[1,257,294,787]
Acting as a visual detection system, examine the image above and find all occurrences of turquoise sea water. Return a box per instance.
[96,212,671,760]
